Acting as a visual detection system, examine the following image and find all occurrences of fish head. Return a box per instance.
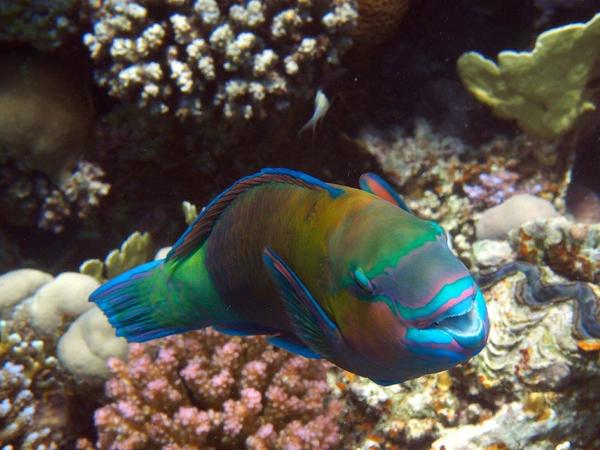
[327,201,489,383]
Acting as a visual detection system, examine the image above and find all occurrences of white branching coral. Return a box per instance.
[84,0,358,121]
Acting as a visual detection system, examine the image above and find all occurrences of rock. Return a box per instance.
[476,194,558,240]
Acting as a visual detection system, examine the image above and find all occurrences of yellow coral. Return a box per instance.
[458,13,600,139]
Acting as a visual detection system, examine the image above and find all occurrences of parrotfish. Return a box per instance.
[91,168,489,385]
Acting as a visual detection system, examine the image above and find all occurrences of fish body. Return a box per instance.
[299,89,330,136]
[91,169,489,385]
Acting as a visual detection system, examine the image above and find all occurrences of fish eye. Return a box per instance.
[352,268,374,293]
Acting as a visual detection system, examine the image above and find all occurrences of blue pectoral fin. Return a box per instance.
[262,246,341,359]
[359,173,412,213]
[268,334,322,359]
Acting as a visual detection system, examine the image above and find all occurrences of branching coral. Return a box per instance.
[90,328,342,450]
[0,319,68,449]
[38,161,111,234]
[83,0,358,122]
[0,160,110,234]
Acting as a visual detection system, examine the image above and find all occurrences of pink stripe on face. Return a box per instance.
[375,241,471,310]
[409,284,476,328]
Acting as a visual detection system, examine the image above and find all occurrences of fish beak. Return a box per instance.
[433,290,487,349]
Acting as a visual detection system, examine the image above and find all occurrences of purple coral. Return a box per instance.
[38,161,110,233]
[90,328,343,450]
[464,170,542,208]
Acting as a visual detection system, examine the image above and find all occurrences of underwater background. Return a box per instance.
[1,0,600,448]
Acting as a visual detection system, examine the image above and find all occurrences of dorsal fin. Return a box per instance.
[359,172,412,213]
[167,168,343,262]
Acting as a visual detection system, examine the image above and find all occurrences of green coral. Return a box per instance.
[79,231,153,281]
[457,13,600,139]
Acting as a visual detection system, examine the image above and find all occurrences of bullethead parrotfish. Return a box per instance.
[91,168,489,385]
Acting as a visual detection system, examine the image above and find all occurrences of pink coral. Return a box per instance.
[92,328,343,450]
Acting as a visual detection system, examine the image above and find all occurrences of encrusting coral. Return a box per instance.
[78,328,343,450]
[508,216,600,284]
[457,13,600,139]
[83,0,358,122]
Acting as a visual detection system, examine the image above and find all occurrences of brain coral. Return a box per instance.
[84,0,358,122]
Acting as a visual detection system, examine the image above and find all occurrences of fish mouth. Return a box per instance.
[431,298,484,348]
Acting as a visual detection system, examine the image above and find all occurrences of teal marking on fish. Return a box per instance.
[91,168,489,385]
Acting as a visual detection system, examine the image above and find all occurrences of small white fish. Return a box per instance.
[299,89,330,136]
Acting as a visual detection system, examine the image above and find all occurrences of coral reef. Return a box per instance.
[0,160,110,234]
[0,310,74,448]
[38,162,111,234]
[463,170,534,208]
[28,272,99,337]
[85,328,343,450]
[457,13,600,139]
[0,54,105,234]
[508,216,600,283]
[0,269,52,317]
[356,119,567,262]
[0,268,128,384]
[84,0,358,122]
[58,307,128,382]
[0,0,80,50]
[79,231,154,282]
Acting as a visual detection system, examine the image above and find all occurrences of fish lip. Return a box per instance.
[430,297,474,328]
[432,297,485,349]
